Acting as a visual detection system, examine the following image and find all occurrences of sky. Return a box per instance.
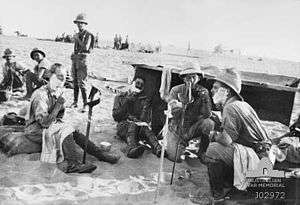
[0,0,300,61]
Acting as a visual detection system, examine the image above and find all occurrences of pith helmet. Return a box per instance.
[73,13,88,25]
[2,48,15,58]
[179,62,203,78]
[215,67,243,100]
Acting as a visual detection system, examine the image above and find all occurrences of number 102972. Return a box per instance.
[255,192,285,200]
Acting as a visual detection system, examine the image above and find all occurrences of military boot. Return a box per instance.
[59,135,97,174]
[73,131,120,164]
[70,85,79,108]
[143,127,165,157]
[23,81,34,100]
[207,160,231,201]
[198,134,210,154]
[126,123,145,158]
[80,87,88,113]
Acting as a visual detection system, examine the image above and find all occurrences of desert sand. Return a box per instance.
[0,35,295,205]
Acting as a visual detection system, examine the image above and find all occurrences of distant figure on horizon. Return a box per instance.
[70,13,95,112]
[155,41,162,53]
[1,49,25,101]
[120,35,129,50]
[23,48,52,100]
[118,34,122,49]
[113,34,119,49]
[187,41,191,55]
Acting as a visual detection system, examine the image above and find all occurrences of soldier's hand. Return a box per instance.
[73,34,79,41]
[180,139,189,148]
[21,69,29,75]
[57,96,66,105]
[210,112,222,131]
[171,106,182,116]
[38,78,47,85]
[56,108,65,120]
[126,92,138,102]
[128,115,139,122]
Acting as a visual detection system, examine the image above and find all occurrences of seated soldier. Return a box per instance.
[206,68,271,200]
[25,63,120,173]
[166,64,215,161]
[1,48,25,92]
[22,48,52,100]
[112,77,163,158]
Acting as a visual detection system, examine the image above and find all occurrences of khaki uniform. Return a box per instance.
[166,83,214,161]
[1,62,25,90]
[71,29,93,105]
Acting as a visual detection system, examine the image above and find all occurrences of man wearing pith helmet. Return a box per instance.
[206,67,271,200]
[70,13,95,112]
[166,62,215,162]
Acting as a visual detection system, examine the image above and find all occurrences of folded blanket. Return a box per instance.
[40,121,74,164]
[233,143,260,190]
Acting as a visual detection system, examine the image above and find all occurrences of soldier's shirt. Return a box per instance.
[74,30,93,54]
[2,61,25,79]
[221,96,271,148]
[168,83,212,131]
[33,58,52,80]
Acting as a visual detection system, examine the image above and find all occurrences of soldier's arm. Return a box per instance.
[75,33,92,52]
[112,95,130,122]
[166,86,180,102]
[214,105,241,146]
[37,68,46,79]
[200,89,212,119]
[36,60,50,79]
[140,97,151,122]
[214,130,233,146]
[34,96,64,128]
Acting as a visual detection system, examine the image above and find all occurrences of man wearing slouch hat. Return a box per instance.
[23,48,51,100]
[1,48,25,94]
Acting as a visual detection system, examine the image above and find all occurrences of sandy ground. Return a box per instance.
[0,80,213,205]
[0,36,296,205]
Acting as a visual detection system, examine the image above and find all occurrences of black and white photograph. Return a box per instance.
[0,0,299,204]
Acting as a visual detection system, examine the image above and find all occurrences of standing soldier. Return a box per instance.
[70,13,94,112]
[113,34,118,49]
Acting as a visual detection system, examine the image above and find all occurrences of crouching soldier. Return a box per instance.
[1,49,25,95]
[112,77,163,158]
[206,68,271,200]
[166,64,215,162]
[25,63,120,173]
